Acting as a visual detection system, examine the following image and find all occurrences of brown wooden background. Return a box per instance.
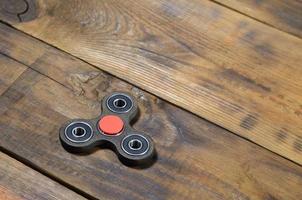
[0,0,301,199]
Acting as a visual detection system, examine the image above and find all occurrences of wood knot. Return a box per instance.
[0,0,37,23]
[67,71,101,97]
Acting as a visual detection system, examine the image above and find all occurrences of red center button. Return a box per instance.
[98,115,124,135]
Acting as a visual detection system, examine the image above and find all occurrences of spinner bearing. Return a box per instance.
[59,92,156,166]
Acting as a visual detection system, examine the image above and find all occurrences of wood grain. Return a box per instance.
[0,23,302,200]
[0,152,86,200]
[213,0,302,38]
[0,54,26,95]
[1,0,301,164]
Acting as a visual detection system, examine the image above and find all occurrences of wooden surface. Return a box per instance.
[0,0,302,199]
[1,0,301,164]
[0,152,86,200]
[0,22,302,200]
[214,0,302,38]
[0,55,26,95]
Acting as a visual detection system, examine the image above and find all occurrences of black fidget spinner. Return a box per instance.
[59,92,156,167]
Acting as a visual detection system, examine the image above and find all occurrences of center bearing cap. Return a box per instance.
[98,115,124,135]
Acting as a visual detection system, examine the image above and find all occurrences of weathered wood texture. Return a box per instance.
[0,152,86,200]
[0,23,302,200]
[214,0,302,38]
[0,55,26,95]
[1,0,301,164]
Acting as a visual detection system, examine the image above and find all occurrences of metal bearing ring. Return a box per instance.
[121,134,150,156]
[64,121,93,143]
[106,93,133,113]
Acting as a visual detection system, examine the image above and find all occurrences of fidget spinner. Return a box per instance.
[59,92,156,166]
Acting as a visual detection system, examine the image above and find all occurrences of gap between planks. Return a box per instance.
[0,149,87,200]
[209,0,302,39]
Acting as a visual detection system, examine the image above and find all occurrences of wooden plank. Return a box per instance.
[0,23,302,200]
[0,54,27,95]
[213,0,302,38]
[1,0,301,164]
[0,152,86,200]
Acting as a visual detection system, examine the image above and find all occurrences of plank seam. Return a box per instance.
[0,61,28,97]
[208,0,301,39]
[0,147,95,200]
[0,51,73,92]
